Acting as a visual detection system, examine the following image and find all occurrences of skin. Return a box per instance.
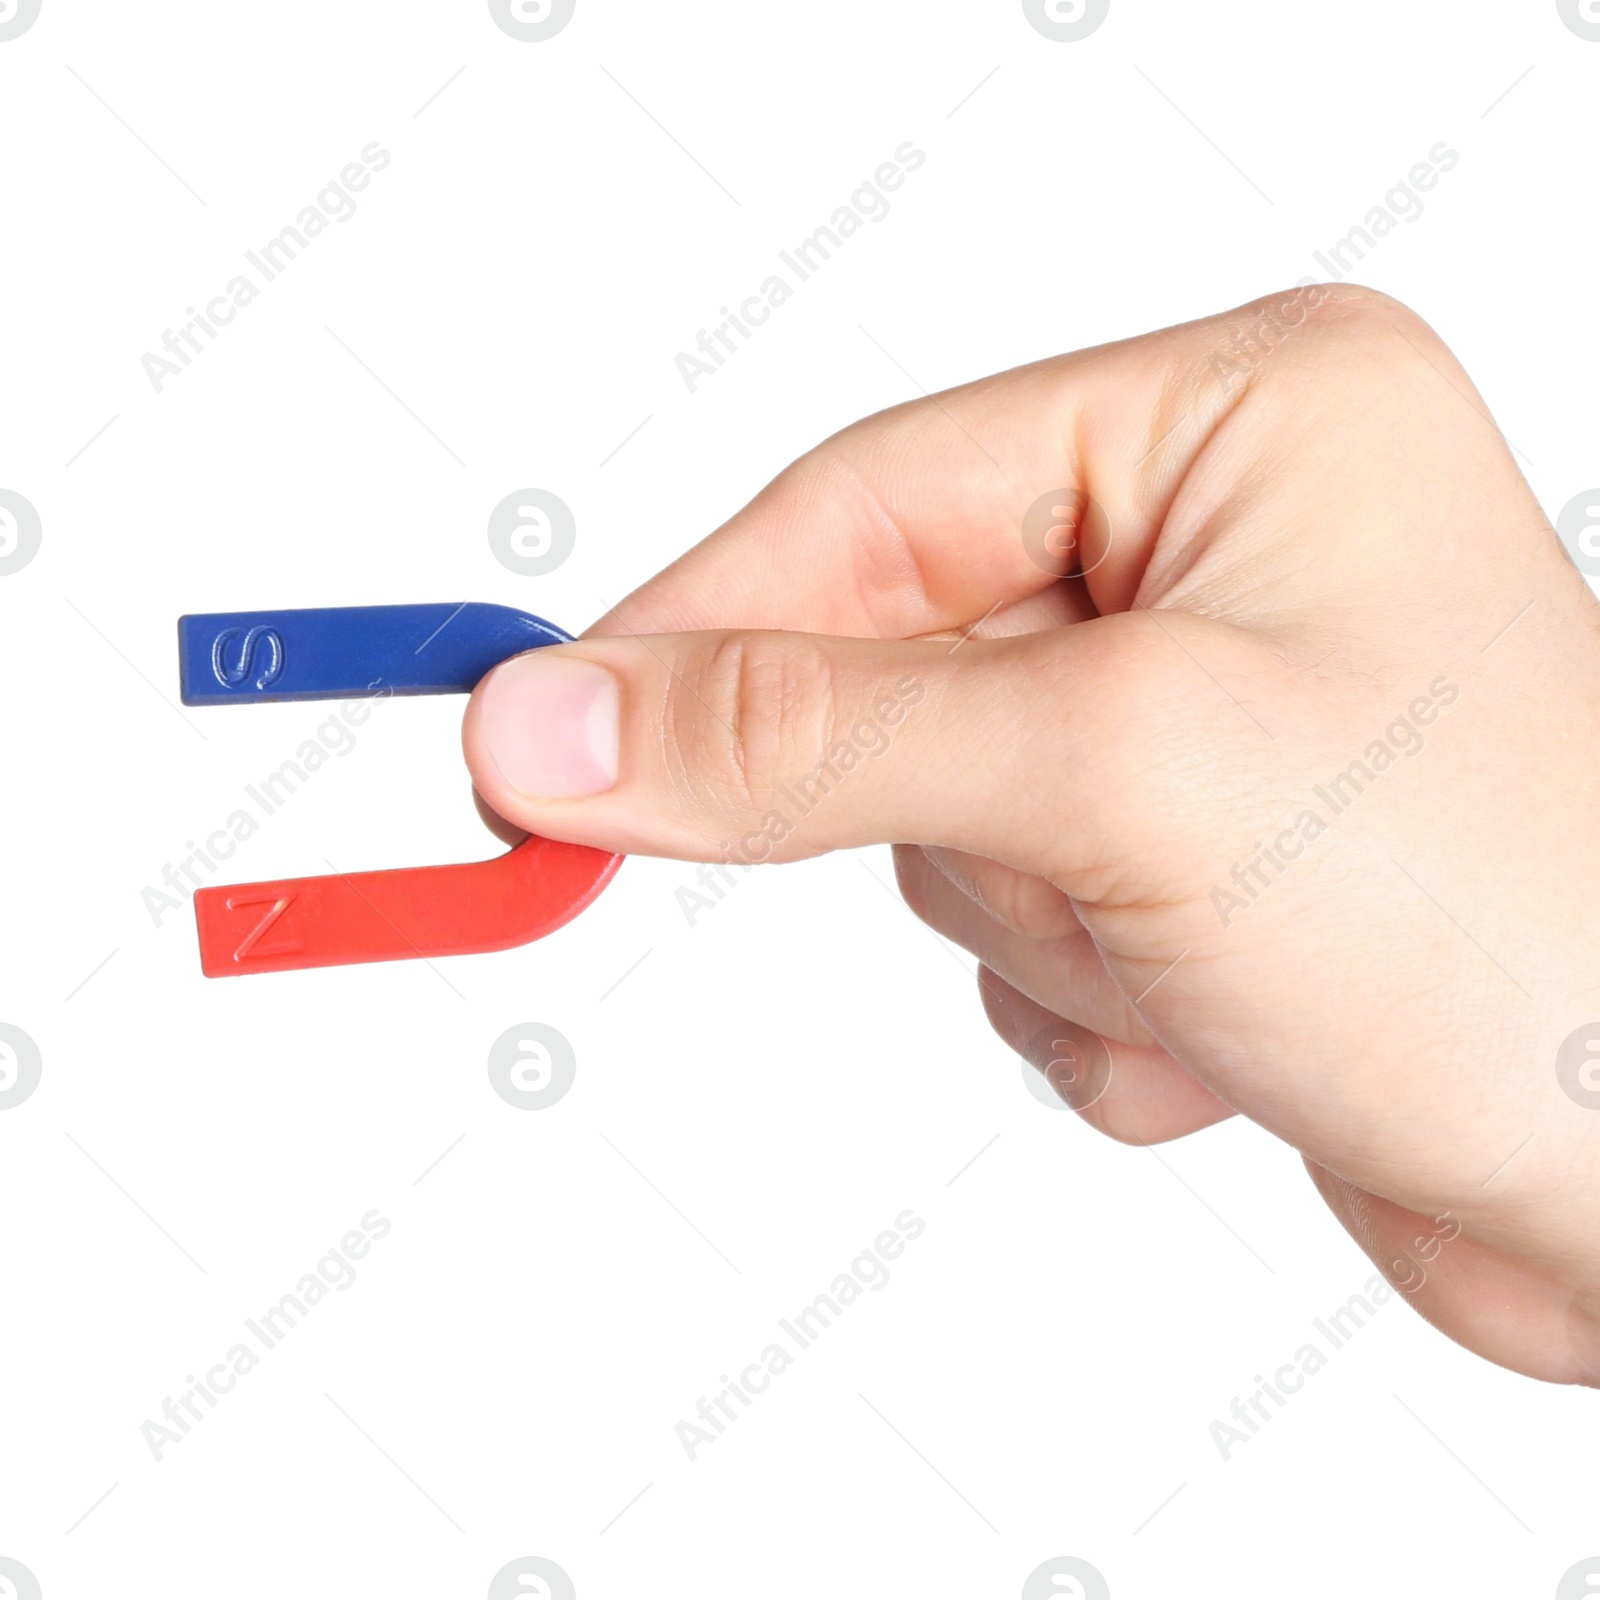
[463,286,1600,1386]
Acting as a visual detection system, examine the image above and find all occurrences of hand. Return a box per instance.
[463,286,1600,1386]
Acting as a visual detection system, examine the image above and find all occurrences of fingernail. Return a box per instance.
[477,652,620,799]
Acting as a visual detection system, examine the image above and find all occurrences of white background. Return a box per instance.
[2,1,1598,1596]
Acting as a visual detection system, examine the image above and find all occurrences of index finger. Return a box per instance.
[584,294,1293,642]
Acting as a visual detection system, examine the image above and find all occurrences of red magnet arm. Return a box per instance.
[194,835,622,978]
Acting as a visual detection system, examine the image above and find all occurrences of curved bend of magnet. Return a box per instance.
[177,602,622,978]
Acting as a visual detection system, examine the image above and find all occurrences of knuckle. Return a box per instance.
[1304,283,1433,352]
[1207,284,1444,409]
[1276,284,1451,392]
[1300,281,1420,330]
[675,631,836,816]
[978,869,1079,942]
[1076,1095,1145,1146]
[1143,285,1452,504]
[892,845,933,922]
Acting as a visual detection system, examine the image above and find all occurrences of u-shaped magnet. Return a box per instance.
[177,602,622,978]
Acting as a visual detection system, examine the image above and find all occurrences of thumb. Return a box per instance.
[461,623,1136,875]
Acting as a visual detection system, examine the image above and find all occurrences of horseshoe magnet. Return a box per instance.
[177,602,622,978]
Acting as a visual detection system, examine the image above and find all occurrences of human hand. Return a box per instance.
[463,287,1600,1385]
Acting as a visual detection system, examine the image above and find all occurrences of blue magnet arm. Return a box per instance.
[177,603,572,705]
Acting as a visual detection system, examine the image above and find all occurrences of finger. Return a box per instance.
[589,286,1358,641]
[1307,1162,1600,1386]
[894,846,1149,1043]
[916,845,1085,940]
[463,618,1190,876]
[980,969,1235,1145]
[911,579,1099,649]
[473,787,528,848]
